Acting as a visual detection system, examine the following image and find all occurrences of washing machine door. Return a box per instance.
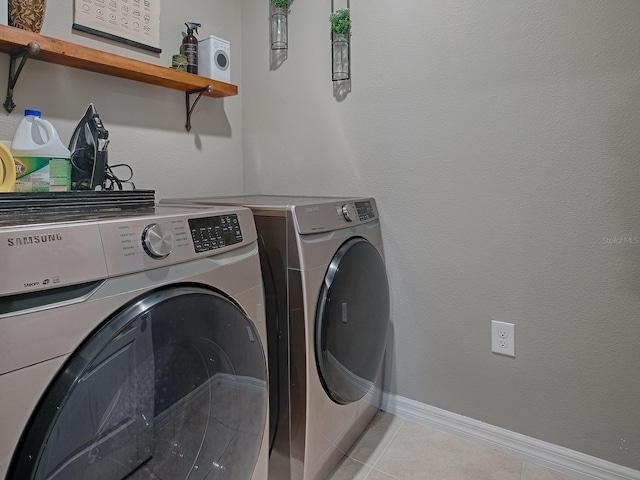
[9,286,267,480]
[315,237,390,405]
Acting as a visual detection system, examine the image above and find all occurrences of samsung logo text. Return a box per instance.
[7,233,63,247]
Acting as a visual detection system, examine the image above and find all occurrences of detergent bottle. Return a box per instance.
[11,110,71,192]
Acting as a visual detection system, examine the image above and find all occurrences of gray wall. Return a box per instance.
[240,0,640,471]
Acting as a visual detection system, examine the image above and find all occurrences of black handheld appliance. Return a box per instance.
[69,103,109,190]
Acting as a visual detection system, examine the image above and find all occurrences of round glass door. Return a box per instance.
[315,237,390,405]
[10,286,267,480]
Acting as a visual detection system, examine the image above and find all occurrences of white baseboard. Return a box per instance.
[381,393,639,480]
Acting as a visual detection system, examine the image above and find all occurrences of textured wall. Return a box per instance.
[0,0,243,198]
[240,0,640,470]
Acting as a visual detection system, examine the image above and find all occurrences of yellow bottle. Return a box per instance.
[0,141,16,192]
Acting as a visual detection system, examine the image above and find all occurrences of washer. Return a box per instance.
[0,205,269,480]
[160,196,390,480]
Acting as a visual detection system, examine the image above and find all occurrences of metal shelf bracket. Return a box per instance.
[185,85,212,132]
[4,41,40,113]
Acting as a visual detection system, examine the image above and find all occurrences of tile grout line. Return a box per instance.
[366,415,406,477]
[382,394,634,480]
[352,457,374,480]
[353,413,582,480]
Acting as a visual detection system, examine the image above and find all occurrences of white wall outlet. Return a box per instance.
[491,320,515,357]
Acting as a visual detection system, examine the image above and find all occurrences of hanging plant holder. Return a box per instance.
[330,1,350,81]
[331,32,349,81]
[271,0,292,50]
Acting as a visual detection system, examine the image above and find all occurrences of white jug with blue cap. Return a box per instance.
[11,109,71,192]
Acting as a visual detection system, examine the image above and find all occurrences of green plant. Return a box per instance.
[330,8,350,35]
[271,0,293,8]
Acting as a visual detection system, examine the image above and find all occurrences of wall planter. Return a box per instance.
[271,0,292,50]
[331,31,349,81]
[330,5,350,81]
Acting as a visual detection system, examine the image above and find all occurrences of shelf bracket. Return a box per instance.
[4,41,41,113]
[185,85,212,132]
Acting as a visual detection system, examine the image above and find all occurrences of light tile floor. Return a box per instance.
[328,412,578,480]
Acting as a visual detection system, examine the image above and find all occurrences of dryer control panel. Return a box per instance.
[354,200,376,221]
[293,197,379,234]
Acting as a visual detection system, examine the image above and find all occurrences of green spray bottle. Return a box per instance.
[181,22,201,74]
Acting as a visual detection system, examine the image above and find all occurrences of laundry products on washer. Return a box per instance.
[11,110,71,192]
[0,141,16,192]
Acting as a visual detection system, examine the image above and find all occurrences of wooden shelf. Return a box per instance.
[0,24,238,98]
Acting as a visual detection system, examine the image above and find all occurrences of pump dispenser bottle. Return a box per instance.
[181,22,201,74]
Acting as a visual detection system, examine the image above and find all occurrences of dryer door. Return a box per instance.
[9,286,267,480]
[315,237,390,405]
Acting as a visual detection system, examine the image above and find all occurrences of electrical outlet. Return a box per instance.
[491,320,515,357]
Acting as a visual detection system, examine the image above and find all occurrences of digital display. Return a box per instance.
[188,214,242,253]
[355,201,376,221]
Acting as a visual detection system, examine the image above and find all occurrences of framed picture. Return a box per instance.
[73,0,161,53]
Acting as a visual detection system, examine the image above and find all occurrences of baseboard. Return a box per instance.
[380,393,639,480]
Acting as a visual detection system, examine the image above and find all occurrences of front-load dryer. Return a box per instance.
[0,205,269,480]
[160,196,390,480]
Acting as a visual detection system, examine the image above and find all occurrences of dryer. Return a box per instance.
[0,206,269,480]
[160,196,390,480]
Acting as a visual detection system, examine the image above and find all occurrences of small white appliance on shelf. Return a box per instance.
[198,35,231,83]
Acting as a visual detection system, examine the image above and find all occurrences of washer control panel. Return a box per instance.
[142,223,175,259]
[98,206,255,277]
[0,206,256,295]
[188,214,242,253]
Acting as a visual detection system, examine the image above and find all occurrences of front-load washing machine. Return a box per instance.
[160,196,390,480]
[0,205,269,480]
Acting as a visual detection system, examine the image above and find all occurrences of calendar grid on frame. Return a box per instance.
[73,0,161,54]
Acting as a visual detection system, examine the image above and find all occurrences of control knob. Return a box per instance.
[141,223,174,259]
[341,203,357,222]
